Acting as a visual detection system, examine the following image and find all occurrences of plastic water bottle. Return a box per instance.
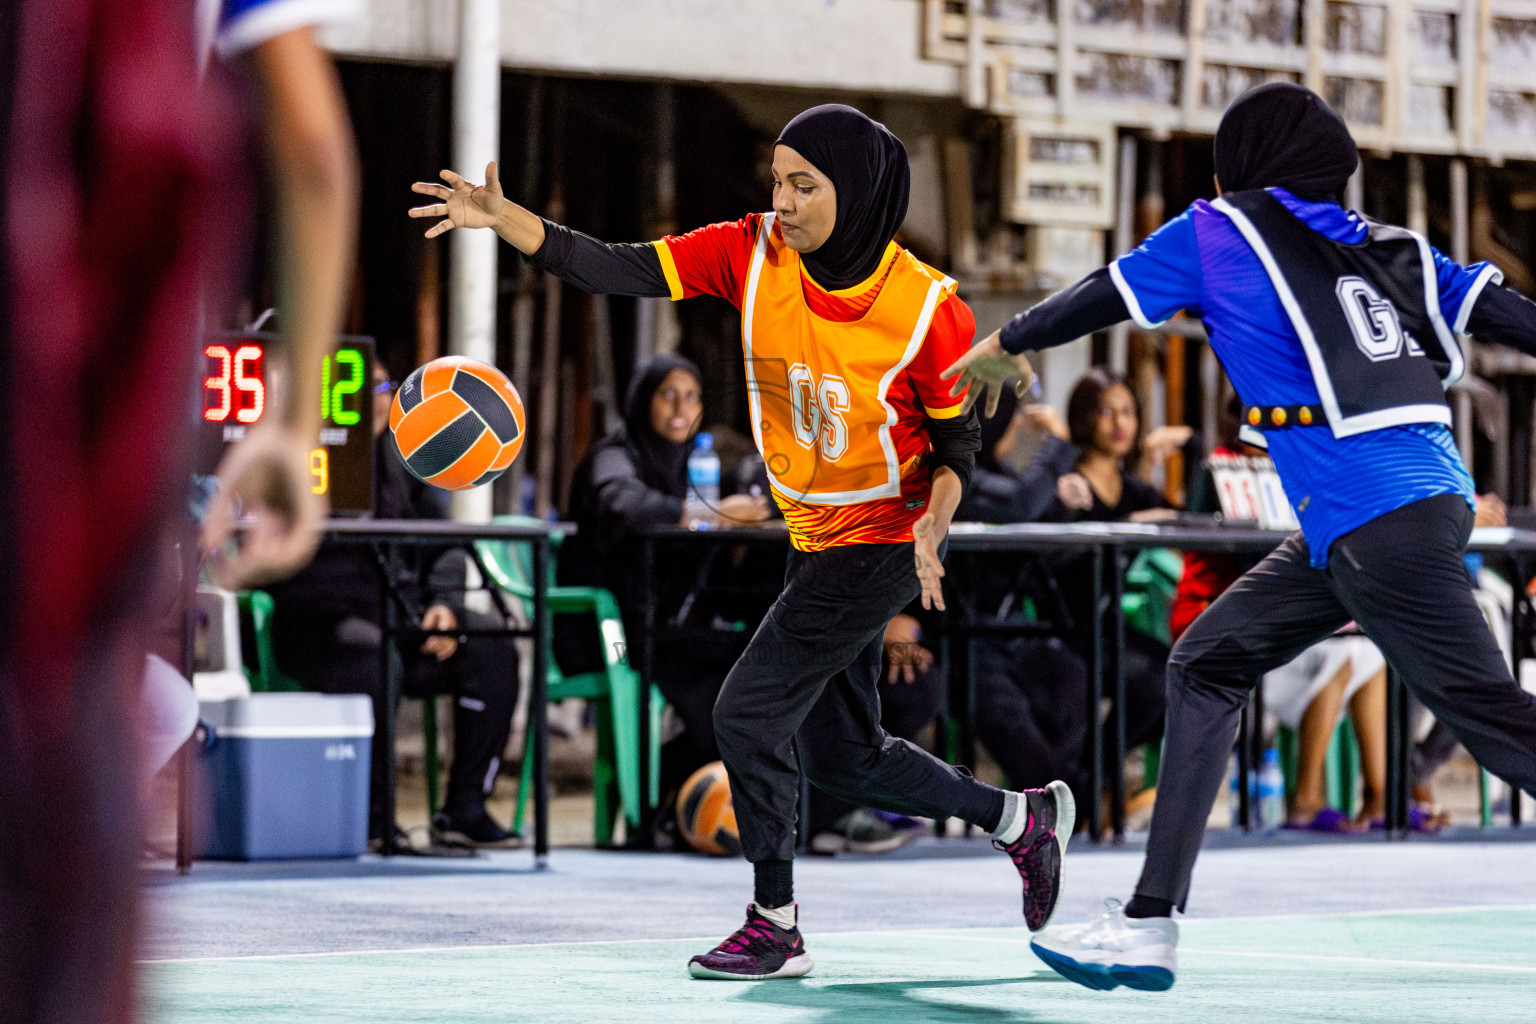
[1258,747,1286,830]
[686,433,720,528]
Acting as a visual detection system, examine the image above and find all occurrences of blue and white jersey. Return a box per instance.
[1112,188,1498,567]
[197,0,360,65]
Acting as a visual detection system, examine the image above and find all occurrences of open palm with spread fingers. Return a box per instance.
[410,162,504,237]
[940,329,1036,418]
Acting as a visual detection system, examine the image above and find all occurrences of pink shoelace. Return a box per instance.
[720,919,777,954]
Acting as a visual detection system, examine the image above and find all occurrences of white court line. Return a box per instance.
[906,931,1536,974]
[1178,948,1536,974]
[143,905,1536,966]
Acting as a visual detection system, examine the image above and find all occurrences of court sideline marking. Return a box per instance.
[144,903,1536,965]
[905,930,1536,974]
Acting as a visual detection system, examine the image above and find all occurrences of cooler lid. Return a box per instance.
[199,693,374,738]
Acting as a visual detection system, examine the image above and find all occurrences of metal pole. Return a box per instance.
[377,546,397,855]
[449,0,501,524]
[1109,135,1136,373]
[532,534,551,866]
[1110,546,1126,841]
[1089,544,1104,841]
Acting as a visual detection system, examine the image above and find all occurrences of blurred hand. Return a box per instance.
[1129,507,1179,523]
[410,161,504,238]
[939,330,1035,418]
[912,512,947,611]
[202,425,327,590]
[712,493,771,527]
[1056,472,1094,511]
[1475,492,1508,528]
[883,613,933,685]
[1143,424,1194,466]
[1021,403,1069,440]
[420,604,460,662]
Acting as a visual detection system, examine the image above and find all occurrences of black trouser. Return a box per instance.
[713,541,1003,864]
[1141,494,1536,909]
[974,635,1091,807]
[274,609,519,830]
[807,657,948,835]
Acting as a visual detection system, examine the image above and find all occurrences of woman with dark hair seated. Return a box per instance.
[1033,370,1189,812]
[560,355,770,814]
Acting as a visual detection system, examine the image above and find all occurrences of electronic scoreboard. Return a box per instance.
[198,332,376,515]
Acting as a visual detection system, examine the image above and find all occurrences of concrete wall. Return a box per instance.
[323,0,960,98]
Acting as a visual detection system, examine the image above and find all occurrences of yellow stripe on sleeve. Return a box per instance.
[653,240,684,301]
[923,402,968,420]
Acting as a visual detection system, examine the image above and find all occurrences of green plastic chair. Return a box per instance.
[475,514,662,847]
[1121,547,1183,645]
[1276,718,1360,817]
[238,590,304,693]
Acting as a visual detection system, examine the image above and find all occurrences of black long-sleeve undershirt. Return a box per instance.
[997,262,1536,363]
[999,266,1130,355]
[1463,282,1536,358]
[528,219,672,297]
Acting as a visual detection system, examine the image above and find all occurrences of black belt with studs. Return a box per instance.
[1244,403,1327,429]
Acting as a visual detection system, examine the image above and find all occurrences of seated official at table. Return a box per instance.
[955,386,1077,524]
[267,361,520,847]
[559,355,770,819]
[807,607,949,855]
[954,397,1092,813]
[1036,370,1187,794]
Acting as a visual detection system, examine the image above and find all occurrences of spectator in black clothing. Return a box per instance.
[1044,369,1187,524]
[956,386,1076,524]
[267,361,520,847]
[1039,370,1185,801]
[956,392,1093,813]
[807,608,949,854]
[560,355,770,816]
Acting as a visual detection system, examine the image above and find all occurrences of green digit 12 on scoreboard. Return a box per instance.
[198,332,376,515]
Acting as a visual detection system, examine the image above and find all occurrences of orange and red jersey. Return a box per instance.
[654,213,974,551]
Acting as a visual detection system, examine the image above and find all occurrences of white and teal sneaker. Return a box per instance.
[1030,898,1177,991]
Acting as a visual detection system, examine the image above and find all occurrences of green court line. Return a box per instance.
[145,908,1536,1024]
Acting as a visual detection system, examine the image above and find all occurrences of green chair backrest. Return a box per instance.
[1122,547,1182,645]
[475,514,564,600]
[238,590,304,693]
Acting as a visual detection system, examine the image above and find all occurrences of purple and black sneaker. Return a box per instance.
[688,905,813,980]
[996,780,1076,932]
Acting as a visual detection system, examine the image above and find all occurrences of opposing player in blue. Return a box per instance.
[945,83,1536,991]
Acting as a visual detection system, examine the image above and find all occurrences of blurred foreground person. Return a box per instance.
[0,0,356,1019]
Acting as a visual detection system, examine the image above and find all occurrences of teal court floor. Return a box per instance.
[142,836,1536,1023]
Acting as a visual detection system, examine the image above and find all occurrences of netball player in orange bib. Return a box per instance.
[411,104,1073,979]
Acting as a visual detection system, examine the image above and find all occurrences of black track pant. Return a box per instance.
[714,542,1004,863]
[1140,494,1536,909]
[275,609,519,829]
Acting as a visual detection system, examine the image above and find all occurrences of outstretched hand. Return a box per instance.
[410,161,504,237]
[939,330,1036,418]
[201,425,327,590]
[913,512,947,612]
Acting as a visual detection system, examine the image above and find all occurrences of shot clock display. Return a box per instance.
[198,332,376,515]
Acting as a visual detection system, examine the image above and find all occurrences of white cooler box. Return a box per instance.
[197,693,373,860]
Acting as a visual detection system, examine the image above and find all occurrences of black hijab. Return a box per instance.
[775,104,910,290]
[617,353,700,497]
[1213,83,1358,203]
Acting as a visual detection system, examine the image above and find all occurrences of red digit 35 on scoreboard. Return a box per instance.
[197,333,376,516]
